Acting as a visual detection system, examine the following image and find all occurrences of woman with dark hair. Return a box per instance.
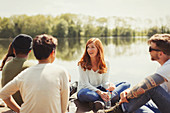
[0,42,15,71]
[77,38,130,110]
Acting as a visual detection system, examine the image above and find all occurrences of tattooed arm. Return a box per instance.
[126,73,166,99]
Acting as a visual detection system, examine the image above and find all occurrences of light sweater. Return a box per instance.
[78,61,110,91]
[0,63,69,113]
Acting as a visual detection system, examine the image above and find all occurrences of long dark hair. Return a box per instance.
[0,42,15,71]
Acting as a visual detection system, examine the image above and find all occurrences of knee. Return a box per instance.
[115,81,130,88]
[77,89,100,102]
[120,82,131,88]
[123,82,131,89]
[77,89,87,101]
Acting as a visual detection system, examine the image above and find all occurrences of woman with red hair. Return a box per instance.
[77,38,130,110]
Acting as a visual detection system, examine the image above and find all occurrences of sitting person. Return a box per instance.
[1,34,34,106]
[0,42,15,71]
[100,34,170,113]
[77,38,130,111]
[0,34,70,113]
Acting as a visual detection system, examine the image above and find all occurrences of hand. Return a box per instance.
[119,88,130,104]
[107,83,116,91]
[100,91,110,102]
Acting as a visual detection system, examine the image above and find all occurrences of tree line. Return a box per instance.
[0,13,170,38]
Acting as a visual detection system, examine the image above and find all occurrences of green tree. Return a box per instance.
[0,17,14,38]
[147,26,159,37]
[52,19,68,38]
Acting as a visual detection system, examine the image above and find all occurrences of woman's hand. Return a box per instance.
[100,91,110,102]
[96,90,109,102]
[107,83,115,91]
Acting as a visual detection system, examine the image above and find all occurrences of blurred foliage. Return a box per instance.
[0,14,170,38]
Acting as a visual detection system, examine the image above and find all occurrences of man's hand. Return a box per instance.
[119,89,130,104]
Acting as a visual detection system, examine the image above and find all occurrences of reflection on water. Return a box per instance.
[0,37,148,60]
[0,37,160,85]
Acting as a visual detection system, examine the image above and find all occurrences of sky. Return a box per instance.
[0,0,170,20]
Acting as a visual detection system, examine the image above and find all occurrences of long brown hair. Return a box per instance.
[78,38,107,74]
[0,42,15,71]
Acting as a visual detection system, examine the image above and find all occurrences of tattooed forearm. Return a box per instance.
[127,74,166,99]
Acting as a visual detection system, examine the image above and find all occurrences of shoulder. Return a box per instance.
[6,56,14,62]
[23,60,36,67]
[49,64,69,80]
[156,59,170,80]
[105,60,110,67]
[105,60,109,65]
[47,63,68,74]
[78,64,86,72]
[2,58,15,71]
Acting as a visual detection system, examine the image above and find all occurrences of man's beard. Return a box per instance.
[151,54,159,61]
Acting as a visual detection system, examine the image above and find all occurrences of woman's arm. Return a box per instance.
[102,61,113,90]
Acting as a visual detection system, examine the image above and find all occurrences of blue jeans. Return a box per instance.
[135,100,160,113]
[122,86,170,113]
[77,82,130,102]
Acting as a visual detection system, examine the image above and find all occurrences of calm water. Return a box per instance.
[0,37,160,86]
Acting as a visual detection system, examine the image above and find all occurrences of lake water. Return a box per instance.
[0,37,160,86]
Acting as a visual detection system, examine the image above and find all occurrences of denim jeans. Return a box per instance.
[77,82,130,102]
[135,100,161,113]
[122,86,170,113]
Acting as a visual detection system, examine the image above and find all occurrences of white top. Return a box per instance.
[156,59,170,95]
[78,61,110,91]
[0,63,69,113]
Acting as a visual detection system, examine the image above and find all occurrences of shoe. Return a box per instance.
[70,81,78,97]
[89,101,94,109]
[94,101,105,111]
[97,102,123,113]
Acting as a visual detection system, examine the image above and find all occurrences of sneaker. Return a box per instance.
[94,101,105,111]
[97,102,123,113]
[70,81,78,97]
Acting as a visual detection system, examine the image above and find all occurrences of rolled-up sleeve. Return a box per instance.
[0,77,19,100]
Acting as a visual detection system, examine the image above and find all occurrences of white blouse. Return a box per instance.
[78,61,110,91]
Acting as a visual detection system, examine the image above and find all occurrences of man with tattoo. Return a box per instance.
[98,34,170,113]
